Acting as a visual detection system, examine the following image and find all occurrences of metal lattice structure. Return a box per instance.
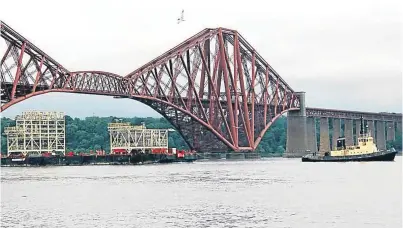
[1,21,301,153]
[108,122,169,153]
[4,111,65,156]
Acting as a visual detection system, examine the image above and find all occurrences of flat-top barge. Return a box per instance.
[1,150,197,167]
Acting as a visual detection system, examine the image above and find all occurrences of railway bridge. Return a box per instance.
[1,21,401,156]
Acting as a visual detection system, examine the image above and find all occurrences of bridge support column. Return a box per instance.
[397,122,402,135]
[367,120,375,138]
[332,118,341,150]
[319,117,330,155]
[306,117,317,154]
[354,119,362,144]
[386,122,395,141]
[344,119,354,146]
[285,92,308,158]
[376,121,386,150]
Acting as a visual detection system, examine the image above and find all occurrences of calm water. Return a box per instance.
[1,157,402,228]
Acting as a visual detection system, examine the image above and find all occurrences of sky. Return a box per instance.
[1,0,402,119]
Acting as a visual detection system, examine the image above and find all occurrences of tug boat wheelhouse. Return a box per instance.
[302,116,397,162]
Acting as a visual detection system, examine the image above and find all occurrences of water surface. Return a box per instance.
[1,157,401,228]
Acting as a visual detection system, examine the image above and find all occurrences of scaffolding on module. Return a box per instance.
[107,122,170,154]
[4,111,66,156]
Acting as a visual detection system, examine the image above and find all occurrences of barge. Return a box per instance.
[0,151,197,167]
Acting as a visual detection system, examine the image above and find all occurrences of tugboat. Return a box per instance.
[302,116,397,162]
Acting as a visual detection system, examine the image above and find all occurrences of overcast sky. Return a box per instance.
[1,0,401,118]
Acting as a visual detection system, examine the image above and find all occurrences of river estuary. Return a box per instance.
[1,157,401,228]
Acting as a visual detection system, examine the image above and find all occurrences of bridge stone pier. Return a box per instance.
[376,121,386,150]
[284,92,308,158]
[386,121,395,141]
[367,120,375,137]
[397,122,403,137]
[354,119,362,144]
[332,119,341,151]
[285,104,402,157]
[319,117,330,155]
[306,117,317,154]
[344,119,354,146]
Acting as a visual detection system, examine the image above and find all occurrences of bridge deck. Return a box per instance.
[306,107,401,122]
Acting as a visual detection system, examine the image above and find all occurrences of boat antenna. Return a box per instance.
[360,115,364,135]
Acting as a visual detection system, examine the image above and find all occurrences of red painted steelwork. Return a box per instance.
[1,21,301,152]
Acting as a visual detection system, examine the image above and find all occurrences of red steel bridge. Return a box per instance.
[1,21,401,155]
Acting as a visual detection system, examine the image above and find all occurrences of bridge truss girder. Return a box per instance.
[1,21,300,153]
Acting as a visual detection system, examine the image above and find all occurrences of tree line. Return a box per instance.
[0,115,287,155]
[1,115,401,155]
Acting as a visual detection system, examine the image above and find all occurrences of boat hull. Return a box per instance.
[302,151,397,162]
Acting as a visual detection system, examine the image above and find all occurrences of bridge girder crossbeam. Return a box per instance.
[306,107,402,122]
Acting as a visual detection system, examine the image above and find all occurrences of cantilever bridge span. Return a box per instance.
[1,21,401,155]
[0,21,299,153]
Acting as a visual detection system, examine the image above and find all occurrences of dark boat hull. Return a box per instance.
[302,151,397,162]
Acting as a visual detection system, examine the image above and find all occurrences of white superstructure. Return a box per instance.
[108,122,169,154]
[4,111,66,156]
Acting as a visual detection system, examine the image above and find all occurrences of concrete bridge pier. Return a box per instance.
[306,117,317,154]
[284,92,308,158]
[367,120,375,138]
[396,122,402,146]
[376,121,386,150]
[397,122,402,135]
[386,121,395,141]
[344,119,354,146]
[354,119,362,144]
[332,118,341,150]
[319,117,330,155]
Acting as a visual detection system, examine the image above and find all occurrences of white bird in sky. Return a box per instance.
[177,9,185,24]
